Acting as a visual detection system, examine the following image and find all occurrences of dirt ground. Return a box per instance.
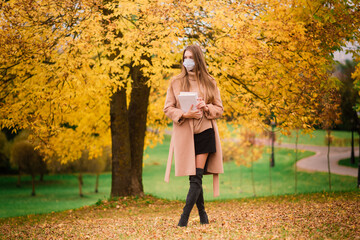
[1,191,359,239]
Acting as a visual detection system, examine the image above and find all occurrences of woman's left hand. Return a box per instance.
[196,98,209,112]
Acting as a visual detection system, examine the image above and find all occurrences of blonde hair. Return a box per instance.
[174,45,217,103]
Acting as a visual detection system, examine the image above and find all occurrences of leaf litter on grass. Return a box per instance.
[0,191,359,239]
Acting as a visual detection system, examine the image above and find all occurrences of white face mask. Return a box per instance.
[183,59,195,71]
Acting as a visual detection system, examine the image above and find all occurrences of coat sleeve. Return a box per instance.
[163,81,186,125]
[204,81,223,120]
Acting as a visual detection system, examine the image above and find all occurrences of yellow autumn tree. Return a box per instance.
[0,0,190,196]
[0,0,110,161]
[1,0,360,198]
[183,0,357,133]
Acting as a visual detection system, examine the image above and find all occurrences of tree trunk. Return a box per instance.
[294,129,299,194]
[17,173,21,188]
[358,131,360,188]
[269,156,272,194]
[239,166,242,193]
[79,172,83,186]
[327,130,332,191]
[351,129,355,164]
[78,173,83,197]
[110,87,133,197]
[251,159,256,197]
[95,174,99,193]
[128,64,150,196]
[31,174,36,196]
[102,0,151,197]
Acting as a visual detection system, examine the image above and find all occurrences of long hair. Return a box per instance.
[174,45,217,103]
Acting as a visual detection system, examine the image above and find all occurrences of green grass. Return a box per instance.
[143,146,356,201]
[0,174,111,218]
[277,129,358,146]
[0,130,358,218]
[338,157,359,168]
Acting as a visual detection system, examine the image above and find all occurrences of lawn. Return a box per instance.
[338,156,359,168]
[0,192,359,239]
[0,132,357,218]
[0,174,111,218]
[143,138,356,201]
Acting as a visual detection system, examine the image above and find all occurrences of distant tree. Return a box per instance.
[70,150,89,197]
[324,131,333,190]
[68,146,110,197]
[333,60,358,130]
[10,141,46,196]
[87,146,110,193]
[45,146,110,197]
[46,155,83,196]
[334,60,359,165]
[0,131,11,173]
[221,124,264,197]
[317,88,342,191]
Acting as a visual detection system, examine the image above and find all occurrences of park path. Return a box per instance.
[269,140,358,177]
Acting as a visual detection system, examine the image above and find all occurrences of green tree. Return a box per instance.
[334,60,359,130]
[10,140,46,196]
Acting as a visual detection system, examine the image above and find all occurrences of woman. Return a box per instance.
[163,45,224,227]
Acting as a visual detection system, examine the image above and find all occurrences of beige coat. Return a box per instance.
[163,78,224,197]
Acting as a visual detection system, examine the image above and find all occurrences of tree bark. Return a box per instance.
[327,130,332,191]
[17,173,21,188]
[294,129,299,194]
[95,174,99,193]
[79,172,83,186]
[128,64,150,196]
[78,173,83,197]
[110,87,133,197]
[251,160,256,197]
[31,175,36,196]
[103,1,151,197]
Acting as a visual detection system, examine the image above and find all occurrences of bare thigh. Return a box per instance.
[195,153,209,169]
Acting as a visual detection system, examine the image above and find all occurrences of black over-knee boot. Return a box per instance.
[196,184,209,224]
[177,168,203,227]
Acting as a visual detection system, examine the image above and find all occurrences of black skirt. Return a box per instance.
[194,128,216,155]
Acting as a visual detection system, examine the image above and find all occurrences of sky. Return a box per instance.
[333,42,359,63]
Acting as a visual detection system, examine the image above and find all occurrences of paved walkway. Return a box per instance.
[271,141,358,177]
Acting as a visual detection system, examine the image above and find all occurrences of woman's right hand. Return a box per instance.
[182,104,203,119]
